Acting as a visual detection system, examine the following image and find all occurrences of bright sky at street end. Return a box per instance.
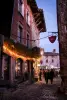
[36,0,59,53]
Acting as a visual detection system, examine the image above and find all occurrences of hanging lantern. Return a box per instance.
[48,35,56,43]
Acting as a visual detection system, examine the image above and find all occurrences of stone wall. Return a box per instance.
[57,0,67,93]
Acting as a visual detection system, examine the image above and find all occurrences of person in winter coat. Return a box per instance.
[44,70,49,84]
[50,69,54,84]
[39,69,42,81]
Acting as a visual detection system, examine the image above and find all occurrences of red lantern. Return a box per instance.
[48,35,56,43]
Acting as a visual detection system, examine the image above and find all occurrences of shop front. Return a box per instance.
[2,53,10,80]
[1,38,41,84]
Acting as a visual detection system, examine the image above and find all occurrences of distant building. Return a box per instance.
[40,49,60,71]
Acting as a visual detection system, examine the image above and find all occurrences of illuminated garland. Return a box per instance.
[3,39,41,61]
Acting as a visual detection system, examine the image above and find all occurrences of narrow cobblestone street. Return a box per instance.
[0,77,67,100]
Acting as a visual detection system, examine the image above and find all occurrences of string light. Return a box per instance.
[3,44,36,61]
[3,31,58,61]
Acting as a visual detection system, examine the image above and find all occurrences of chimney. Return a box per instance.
[53,49,56,53]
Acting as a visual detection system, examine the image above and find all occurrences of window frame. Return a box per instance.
[17,23,23,43]
[52,59,54,63]
[18,0,24,17]
[26,10,30,26]
[46,59,48,63]
[26,32,30,48]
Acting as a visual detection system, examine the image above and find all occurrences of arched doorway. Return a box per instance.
[15,58,23,79]
[3,54,10,80]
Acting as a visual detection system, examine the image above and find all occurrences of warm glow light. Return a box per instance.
[40,50,44,56]
[3,44,36,61]
[37,64,40,66]
[46,66,47,69]
[25,67,27,71]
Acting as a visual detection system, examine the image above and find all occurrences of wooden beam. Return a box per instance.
[36,21,41,27]
[34,13,40,19]
[39,28,43,33]
[35,18,40,24]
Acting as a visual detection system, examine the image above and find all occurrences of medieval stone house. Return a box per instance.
[0,0,46,85]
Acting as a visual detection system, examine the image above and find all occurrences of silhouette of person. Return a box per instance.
[50,69,54,84]
[44,69,49,84]
[39,69,42,81]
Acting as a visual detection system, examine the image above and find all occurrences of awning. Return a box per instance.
[3,38,41,61]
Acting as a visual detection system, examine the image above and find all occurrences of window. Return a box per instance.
[27,12,29,23]
[46,59,48,63]
[17,25,22,43]
[18,0,24,16]
[52,59,54,63]
[27,34,30,48]
[26,10,30,25]
[65,25,67,32]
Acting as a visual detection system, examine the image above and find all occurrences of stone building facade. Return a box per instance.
[0,0,46,85]
[57,0,67,93]
[40,50,60,70]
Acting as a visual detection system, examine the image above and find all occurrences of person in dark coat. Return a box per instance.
[39,69,42,81]
[44,70,49,84]
[50,69,54,84]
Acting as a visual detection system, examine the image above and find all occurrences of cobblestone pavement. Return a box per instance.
[0,77,67,100]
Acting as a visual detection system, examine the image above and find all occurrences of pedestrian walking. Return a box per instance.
[50,69,54,84]
[44,69,49,84]
[39,69,42,81]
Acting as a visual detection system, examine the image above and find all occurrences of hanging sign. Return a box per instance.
[48,35,56,43]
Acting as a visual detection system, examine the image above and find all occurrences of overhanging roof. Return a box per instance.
[27,0,46,32]
[27,0,38,13]
[36,8,46,32]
